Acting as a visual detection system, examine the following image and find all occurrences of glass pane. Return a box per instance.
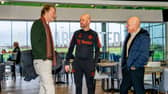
[49,22,56,47]
[152,25,163,38]
[69,22,80,39]
[90,23,96,30]
[143,23,166,61]
[107,23,124,55]
[108,23,122,47]
[153,38,163,47]
[56,22,70,49]
[0,21,11,48]
[95,23,102,45]
[27,21,33,48]
[12,21,27,47]
[152,38,164,61]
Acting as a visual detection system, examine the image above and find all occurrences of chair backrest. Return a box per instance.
[144,61,161,84]
[21,50,38,81]
[146,61,161,67]
[53,52,65,74]
[21,50,33,65]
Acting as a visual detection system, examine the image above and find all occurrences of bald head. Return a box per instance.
[127,16,141,33]
[80,14,91,31]
[80,14,91,20]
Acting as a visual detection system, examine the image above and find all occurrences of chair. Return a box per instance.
[96,61,121,92]
[0,64,5,92]
[21,50,38,81]
[144,61,161,84]
[3,53,17,80]
[11,53,17,80]
[159,68,168,94]
[53,52,67,84]
[144,61,161,94]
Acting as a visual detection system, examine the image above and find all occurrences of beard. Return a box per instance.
[80,24,85,29]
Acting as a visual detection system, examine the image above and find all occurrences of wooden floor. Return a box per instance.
[0,76,165,94]
[0,76,120,94]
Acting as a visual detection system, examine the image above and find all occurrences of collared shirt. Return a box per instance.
[126,28,141,57]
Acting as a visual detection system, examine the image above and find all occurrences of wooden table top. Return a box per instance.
[145,66,164,73]
[97,62,118,67]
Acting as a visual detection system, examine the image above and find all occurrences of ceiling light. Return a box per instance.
[1,1,5,4]
[55,4,59,7]
[91,4,95,8]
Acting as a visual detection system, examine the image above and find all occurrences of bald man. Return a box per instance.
[120,16,150,94]
[65,14,101,94]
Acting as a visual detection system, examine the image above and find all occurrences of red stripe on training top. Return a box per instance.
[90,72,95,77]
[72,69,76,73]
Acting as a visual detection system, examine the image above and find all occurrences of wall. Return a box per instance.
[0,5,163,22]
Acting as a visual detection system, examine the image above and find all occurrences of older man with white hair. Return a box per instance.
[120,16,150,94]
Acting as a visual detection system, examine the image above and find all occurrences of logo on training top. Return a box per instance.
[78,33,82,38]
[88,35,93,40]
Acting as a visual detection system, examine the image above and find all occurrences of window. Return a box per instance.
[142,23,165,61]
[12,21,27,47]
[0,20,166,62]
[49,22,56,47]
[0,21,11,48]
[56,22,70,48]
[27,22,33,48]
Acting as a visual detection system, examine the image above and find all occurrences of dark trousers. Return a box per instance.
[120,67,145,94]
[11,64,16,80]
[18,64,22,77]
[73,59,96,94]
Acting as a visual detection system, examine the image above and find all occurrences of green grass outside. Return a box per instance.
[153,50,164,61]
[1,47,164,63]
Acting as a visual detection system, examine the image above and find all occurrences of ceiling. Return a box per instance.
[0,0,164,22]
[1,0,168,10]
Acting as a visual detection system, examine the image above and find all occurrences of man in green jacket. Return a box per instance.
[31,5,56,94]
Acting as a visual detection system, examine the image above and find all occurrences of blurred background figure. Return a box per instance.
[11,42,21,79]
[12,42,21,65]
[1,49,7,54]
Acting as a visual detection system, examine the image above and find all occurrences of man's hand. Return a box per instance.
[65,65,70,72]
[130,66,136,70]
